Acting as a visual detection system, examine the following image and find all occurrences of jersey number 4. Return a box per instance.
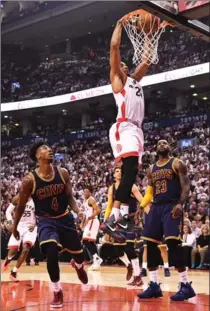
[51,197,59,211]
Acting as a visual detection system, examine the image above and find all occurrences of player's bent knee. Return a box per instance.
[147,241,160,268]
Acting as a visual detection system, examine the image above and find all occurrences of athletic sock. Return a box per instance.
[179,270,189,284]
[75,262,83,269]
[131,258,141,276]
[119,253,130,267]
[110,207,120,221]
[149,270,158,283]
[164,262,169,268]
[12,267,18,273]
[120,205,129,217]
[51,281,62,292]
[142,262,147,269]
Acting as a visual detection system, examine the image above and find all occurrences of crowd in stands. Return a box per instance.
[1,117,209,268]
[2,25,209,102]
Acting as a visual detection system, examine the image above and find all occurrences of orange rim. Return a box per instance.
[121,9,173,29]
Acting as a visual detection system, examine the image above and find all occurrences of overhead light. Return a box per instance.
[192,93,197,97]
[66,38,69,41]
[45,45,48,48]
[190,84,195,88]
[15,123,19,126]
[62,109,66,112]
[88,32,91,35]
[4,115,8,118]
[203,97,207,100]
[170,29,173,33]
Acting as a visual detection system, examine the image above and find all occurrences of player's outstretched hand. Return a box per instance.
[171,204,183,219]
[12,227,20,240]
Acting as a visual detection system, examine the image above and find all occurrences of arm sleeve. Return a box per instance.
[140,186,153,208]
[104,200,113,219]
[5,203,15,222]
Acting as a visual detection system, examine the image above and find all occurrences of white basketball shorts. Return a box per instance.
[109,121,144,165]
[8,226,38,249]
[82,218,100,242]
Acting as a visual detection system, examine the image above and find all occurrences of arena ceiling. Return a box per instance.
[1,1,138,48]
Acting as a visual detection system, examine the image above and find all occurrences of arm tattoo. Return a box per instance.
[177,160,190,205]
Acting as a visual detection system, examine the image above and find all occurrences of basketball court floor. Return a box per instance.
[1,262,209,311]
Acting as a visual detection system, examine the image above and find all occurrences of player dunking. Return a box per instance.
[103,19,151,234]
[12,142,88,308]
[136,140,196,301]
[3,195,37,281]
[81,186,103,271]
[104,167,143,286]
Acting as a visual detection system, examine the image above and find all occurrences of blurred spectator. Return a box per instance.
[191,224,210,269]
[182,224,196,267]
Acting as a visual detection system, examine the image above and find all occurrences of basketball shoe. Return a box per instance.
[50,290,63,308]
[170,282,196,301]
[9,271,19,282]
[88,257,103,271]
[164,268,171,277]
[2,257,11,272]
[127,275,143,286]
[137,282,163,299]
[71,259,88,284]
[126,263,133,281]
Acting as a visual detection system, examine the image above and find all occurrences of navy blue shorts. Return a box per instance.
[142,202,182,244]
[37,212,83,254]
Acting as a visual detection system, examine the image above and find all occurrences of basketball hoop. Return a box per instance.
[121,9,171,66]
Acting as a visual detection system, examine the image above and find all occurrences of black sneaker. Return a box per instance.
[170,282,196,301]
[141,268,147,277]
[137,281,163,298]
[117,214,129,230]
[9,271,19,282]
[164,268,170,277]
[26,263,30,266]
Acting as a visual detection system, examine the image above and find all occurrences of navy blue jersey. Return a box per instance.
[112,183,137,214]
[30,166,69,218]
[151,158,181,204]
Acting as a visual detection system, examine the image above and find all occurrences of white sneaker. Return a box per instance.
[88,257,103,271]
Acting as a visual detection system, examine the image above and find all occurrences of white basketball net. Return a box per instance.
[122,13,167,66]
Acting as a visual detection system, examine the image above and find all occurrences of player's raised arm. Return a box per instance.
[88,198,101,220]
[131,37,152,82]
[61,168,80,214]
[110,20,126,84]
[13,176,33,239]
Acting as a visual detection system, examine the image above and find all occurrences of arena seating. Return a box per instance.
[2,26,209,102]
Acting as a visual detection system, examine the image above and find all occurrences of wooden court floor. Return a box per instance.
[1,262,209,311]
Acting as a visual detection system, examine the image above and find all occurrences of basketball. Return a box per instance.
[137,13,160,33]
